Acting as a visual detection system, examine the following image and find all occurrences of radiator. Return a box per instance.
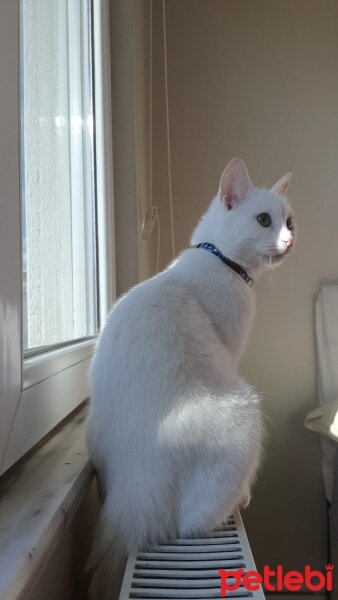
[119,509,265,599]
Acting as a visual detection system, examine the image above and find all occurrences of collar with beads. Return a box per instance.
[194,242,253,287]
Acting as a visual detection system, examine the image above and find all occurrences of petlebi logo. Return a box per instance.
[218,564,333,596]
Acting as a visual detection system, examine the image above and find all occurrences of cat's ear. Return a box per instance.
[219,158,253,210]
[271,173,292,197]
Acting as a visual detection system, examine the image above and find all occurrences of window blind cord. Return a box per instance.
[143,0,175,273]
[155,210,161,273]
[148,0,160,273]
[150,1,160,274]
[162,0,176,261]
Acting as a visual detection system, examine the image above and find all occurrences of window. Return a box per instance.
[0,0,114,475]
[21,0,98,353]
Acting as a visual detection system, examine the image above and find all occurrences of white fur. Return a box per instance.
[87,159,294,598]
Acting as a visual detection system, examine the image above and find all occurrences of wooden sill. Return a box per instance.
[0,407,95,599]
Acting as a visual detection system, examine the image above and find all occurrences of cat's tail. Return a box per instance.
[86,507,127,600]
[87,478,176,599]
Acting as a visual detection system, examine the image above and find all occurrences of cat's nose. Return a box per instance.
[284,239,293,250]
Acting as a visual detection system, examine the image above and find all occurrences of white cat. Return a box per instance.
[87,158,295,598]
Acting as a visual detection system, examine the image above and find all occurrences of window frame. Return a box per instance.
[0,0,115,476]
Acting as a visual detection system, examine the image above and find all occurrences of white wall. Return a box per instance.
[151,0,338,570]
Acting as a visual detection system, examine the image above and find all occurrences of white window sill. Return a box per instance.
[23,338,96,391]
[0,406,95,599]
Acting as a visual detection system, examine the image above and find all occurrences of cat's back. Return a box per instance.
[93,270,197,360]
[90,268,229,410]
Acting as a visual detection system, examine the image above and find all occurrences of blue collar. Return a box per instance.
[195,242,253,287]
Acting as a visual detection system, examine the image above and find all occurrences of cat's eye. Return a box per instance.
[286,216,294,232]
[257,213,271,228]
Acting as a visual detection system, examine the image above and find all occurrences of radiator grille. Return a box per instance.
[119,509,265,599]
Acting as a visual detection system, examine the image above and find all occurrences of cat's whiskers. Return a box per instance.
[264,413,275,426]
[267,253,276,287]
[288,201,302,211]
[258,255,263,277]
[270,257,278,284]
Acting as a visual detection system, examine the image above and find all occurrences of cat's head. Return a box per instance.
[191,158,295,272]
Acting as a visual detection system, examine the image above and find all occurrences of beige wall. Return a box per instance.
[151,0,338,570]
